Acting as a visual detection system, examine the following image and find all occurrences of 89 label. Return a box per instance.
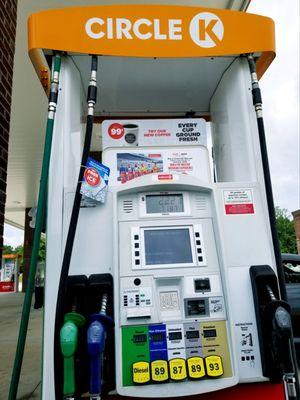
[151,360,169,382]
[169,358,187,381]
[187,357,205,379]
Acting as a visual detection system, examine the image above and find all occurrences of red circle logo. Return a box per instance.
[84,167,101,187]
[108,123,124,140]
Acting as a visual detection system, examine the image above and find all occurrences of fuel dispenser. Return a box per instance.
[9,2,299,400]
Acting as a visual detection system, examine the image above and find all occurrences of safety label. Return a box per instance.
[223,189,254,215]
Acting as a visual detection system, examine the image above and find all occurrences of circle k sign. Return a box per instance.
[189,12,224,48]
[86,12,224,49]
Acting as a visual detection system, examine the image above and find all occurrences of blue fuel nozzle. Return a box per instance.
[87,294,114,399]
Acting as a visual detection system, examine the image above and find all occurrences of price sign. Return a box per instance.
[169,358,187,381]
[187,357,205,379]
[132,361,150,384]
[151,360,169,382]
[108,123,124,139]
[205,355,223,377]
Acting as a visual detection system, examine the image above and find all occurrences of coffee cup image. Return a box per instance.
[123,124,139,146]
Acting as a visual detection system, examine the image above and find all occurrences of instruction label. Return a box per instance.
[223,189,254,215]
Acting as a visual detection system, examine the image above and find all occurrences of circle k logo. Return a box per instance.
[85,12,224,48]
[189,12,224,48]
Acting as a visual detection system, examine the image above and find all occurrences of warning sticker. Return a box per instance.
[223,189,254,215]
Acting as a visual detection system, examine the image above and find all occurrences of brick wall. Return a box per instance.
[292,209,300,254]
[0,0,18,259]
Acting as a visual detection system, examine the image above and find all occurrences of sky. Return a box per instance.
[3,0,300,248]
[248,0,300,214]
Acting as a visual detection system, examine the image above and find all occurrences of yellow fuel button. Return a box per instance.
[151,360,169,382]
[169,358,187,381]
[205,355,223,377]
[187,357,205,379]
[132,361,151,384]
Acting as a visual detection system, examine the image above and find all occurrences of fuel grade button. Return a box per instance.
[187,357,205,379]
[205,355,223,377]
[169,358,187,381]
[132,361,150,384]
[151,360,169,382]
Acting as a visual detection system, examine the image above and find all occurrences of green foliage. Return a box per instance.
[275,207,297,254]
[2,245,14,255]
[2,237,46,272]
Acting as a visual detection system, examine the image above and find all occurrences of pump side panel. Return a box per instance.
[43,58,84,398]
[210,58,263,184]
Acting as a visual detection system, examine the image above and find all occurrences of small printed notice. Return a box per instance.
[223,189,254,215]
[80,157,110,204]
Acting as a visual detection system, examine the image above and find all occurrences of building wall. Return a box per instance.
[292,209,300,254]
[0,0,18,259]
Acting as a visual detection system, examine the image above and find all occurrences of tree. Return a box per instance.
[2,245,14,255]
[275,207,297,254]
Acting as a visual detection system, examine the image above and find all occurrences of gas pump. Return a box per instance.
[9,2,299,400]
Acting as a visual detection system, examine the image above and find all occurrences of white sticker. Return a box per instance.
[159,291,180,311]
[223,189,254,215]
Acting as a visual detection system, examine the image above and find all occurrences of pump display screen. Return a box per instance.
[151,333,165,342]
[144,228,193,265]
[146,194,184,214]
[169,331,182,340]
[186,331,200,339]
[133,334,147,343]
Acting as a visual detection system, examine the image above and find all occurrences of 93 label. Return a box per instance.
[205,355,223,377]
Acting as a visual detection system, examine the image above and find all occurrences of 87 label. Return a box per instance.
[169,358,187,381]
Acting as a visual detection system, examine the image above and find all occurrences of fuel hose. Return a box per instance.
[247,54,300,400]
[54,55,98,398]
[8,53,62,400]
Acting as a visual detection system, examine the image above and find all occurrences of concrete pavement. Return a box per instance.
[0,293,42,399]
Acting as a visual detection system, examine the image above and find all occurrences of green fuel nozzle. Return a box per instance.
[60,310,85,399]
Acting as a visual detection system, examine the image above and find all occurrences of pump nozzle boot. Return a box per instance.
[60,311,85,399]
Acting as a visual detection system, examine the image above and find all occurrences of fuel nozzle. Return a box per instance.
[87,294,114,400]
[60,303,85,400]
[264,286,297,400]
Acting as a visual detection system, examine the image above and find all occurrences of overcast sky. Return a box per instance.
[3,0,299,248]
[248,0,300,214]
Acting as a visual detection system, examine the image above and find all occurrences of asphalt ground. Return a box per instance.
[0,293,41,399]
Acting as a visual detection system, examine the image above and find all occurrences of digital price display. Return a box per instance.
[146,194,184,214]
[203,329,217,338]
[133,334,147,343]
[186,330,200,339]
[151,333,165,342]
[169,331,182,341]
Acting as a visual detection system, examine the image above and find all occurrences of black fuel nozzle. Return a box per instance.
[273,306,292,339]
